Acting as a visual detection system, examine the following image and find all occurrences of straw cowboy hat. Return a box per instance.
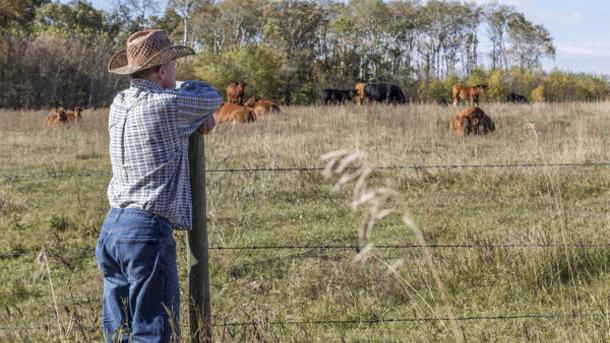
[108,30,194,75]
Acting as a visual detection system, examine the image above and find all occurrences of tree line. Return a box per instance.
[0,0,608,109]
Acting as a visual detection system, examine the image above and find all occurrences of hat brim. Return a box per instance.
[108,45,195,75]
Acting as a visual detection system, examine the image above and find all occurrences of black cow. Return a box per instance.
[506,92,528,103]
[364,83,406,104]
[435,97,450,106]
[322,89,355,105]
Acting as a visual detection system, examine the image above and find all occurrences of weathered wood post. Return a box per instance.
[187,133,212,342]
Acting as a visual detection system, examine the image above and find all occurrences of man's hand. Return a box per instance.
[197,116,215,135]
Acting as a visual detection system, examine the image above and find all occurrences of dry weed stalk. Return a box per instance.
[36,246,63,335]
[321,149,464,342]
[525,123,580,309]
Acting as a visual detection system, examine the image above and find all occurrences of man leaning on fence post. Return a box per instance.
[94,30,222,342]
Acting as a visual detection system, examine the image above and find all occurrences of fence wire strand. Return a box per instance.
[3,242,610,259]
[214,311,608,327]
[3,160,610,182]
[1,311,607,331]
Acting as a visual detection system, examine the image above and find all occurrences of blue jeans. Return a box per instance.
[95,208,180,342]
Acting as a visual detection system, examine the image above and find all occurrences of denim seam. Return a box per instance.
[161,243,168,339]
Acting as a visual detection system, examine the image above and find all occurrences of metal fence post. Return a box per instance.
[187,133,212,342]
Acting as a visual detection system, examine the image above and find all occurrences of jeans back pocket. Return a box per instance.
[117,238,161,282]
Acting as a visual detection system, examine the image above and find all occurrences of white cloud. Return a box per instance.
[557,41,610,58]
[469,0,523,5]
[544,41,610,75]
[530,11,585,25]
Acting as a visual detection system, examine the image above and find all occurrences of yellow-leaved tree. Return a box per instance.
[531,84,546,102]
[486,69,510,102]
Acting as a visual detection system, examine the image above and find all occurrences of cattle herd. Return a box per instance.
[324,82,406,105]
[323,81,501,136]
[43,80,531,135]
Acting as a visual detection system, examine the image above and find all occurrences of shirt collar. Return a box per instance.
[129,78,165,92]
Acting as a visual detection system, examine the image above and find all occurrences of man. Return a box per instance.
[95,30,222,342]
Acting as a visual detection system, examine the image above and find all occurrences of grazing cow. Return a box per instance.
[226,81,247,105]
[66,107,82,123]
[321,89,355,105]
[450,107,495,135]
[354,83,366,105]
[44,106,68,126]
[244,96,280,118]
[214,102,256,124]
[364,83,406,104]
[452,84,488,106]
[506,92,528,104]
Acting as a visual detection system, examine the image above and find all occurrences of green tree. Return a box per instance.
[194,46,282,101]
[484,3,513,70]
[34,1,110,36]
[263,0,324,104]
[466,66,487,85]
[507,12,555,70]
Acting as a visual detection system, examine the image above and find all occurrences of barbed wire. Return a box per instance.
[3,242,610,259]
[214,311,607,327]
[0,311,606,331]
[208,242,610,250]
[0,248,93,259]
[206,161,610,174]
[0,171,110,181]
[3,161,610,181]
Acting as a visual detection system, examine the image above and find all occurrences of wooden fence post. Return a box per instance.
[187,133,212,342]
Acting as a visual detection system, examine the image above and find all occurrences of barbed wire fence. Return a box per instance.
[4,242,610,260]
[1,310,608,332]
[2,161,610,334]
[3,160,610,182]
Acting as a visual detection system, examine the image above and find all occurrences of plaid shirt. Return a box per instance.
[107,78,222,230]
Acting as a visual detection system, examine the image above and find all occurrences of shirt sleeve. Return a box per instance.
[172,80,223,136]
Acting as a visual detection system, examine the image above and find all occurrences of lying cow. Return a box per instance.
[450,106,495,136]
[364,83,406,104]
[226,81,247,105]
[321,89,355,105]
[44,106,68,126]
[506,92,528,104]
[214,102,256,124]
[452,84,488,106]
[244,96,280,117]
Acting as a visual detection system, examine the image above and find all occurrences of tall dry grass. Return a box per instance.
[2,102,610,341]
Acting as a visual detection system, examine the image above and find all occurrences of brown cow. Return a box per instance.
[44,106,68,126]
[214,102,256,124]
[354,83,366,105]
[244,96,280,118]
[66,107,82,123]
[450,106,495,135]
[452,84,488,106]
[226,81,247,105]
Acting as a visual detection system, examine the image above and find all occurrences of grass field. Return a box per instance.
[2,102,610,341]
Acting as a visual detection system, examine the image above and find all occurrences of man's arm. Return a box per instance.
[172,80,223,136]
[197,116,215,135]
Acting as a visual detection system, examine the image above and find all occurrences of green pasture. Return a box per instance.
[2,102,610,341]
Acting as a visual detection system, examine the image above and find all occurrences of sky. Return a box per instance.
[83,0,610,75]
[473,0,610,75]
